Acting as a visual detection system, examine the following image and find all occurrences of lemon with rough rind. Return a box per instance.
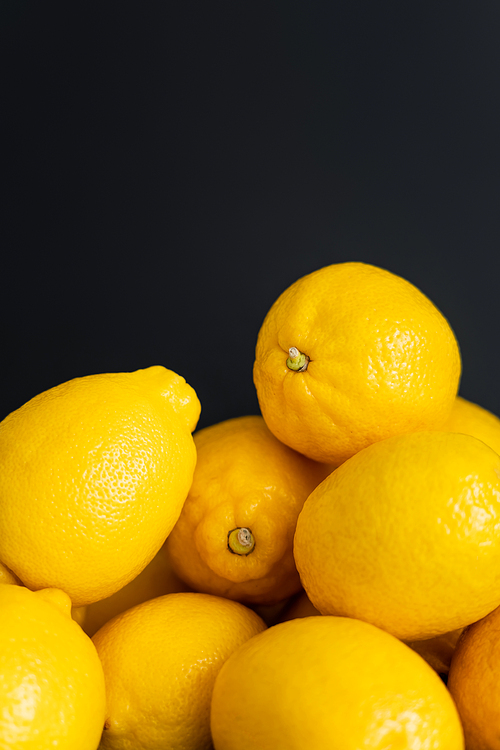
[165,415,330,606]
[254,262,461,465]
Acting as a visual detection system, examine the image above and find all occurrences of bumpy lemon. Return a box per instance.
[0,366,200,607]
[165,416,330,606]
[442,395,500,454]
[254,262,461,464]
[210,616,464,750]
[0,584,106,749]
[294,430,500,640]
[448,605,500,749]
[92,592,266,750]
[80,541,191,638]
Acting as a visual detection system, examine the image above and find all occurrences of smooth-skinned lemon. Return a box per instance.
[0,584,106,749]
[164,415,330,606]
[294,430,500,641]
[0,366,200,607]
[253,262,461,465]
[210,616,464,750]
[447,604,500,749]
[92,591,266,750]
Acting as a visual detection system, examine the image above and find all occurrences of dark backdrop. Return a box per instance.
[3,2,500,429]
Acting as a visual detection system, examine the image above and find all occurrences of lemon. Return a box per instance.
[448,605,500,749]
[0,366,200,607]
[253,262,461,465]
[0,584,106,749]
[210,616,464,749]
[294,430,500,640]
[165,415,330,606]
[92,592,266,749]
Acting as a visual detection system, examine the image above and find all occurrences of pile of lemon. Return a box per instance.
[1,262,500,750]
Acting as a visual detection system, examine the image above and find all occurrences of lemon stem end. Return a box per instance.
[228,527,255,556]
[286,347,309,372]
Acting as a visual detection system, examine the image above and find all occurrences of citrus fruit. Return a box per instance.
[294,430,500,640]
[164,415,330,605]
[92,591,266,750]
[253,261,461,465]
[210,616,464,750]
[447,604,500,749]
[0,583,106,749]
[0,365,200,607]
[80,541,191,637]
[442,395,500,455]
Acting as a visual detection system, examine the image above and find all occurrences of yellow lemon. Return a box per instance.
[0,366,200,607]
[442,395,500,454]
[165,416,330,606]
[92,591,266,750]
[210,616,464,750]
[447,605,500,749]
[80,541,191,637]
[253,262,461,465]
[0,584,106,749]
[294,430,500,640]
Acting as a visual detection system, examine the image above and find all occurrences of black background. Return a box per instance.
[3,2,500,430]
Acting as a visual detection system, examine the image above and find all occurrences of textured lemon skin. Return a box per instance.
[92,592,266,750]
[0,584,106,749]
[448,605,500,750]
[210,616,464,750]
[294,431,500,641]
[254,262,461,464]
[165,416,330,606]
[0,366,200,607]
[442,395,500,455]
